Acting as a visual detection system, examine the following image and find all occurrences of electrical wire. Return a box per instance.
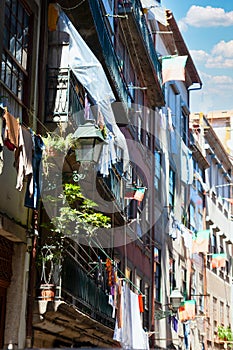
[59,0,86,11]
[118,1,148,89]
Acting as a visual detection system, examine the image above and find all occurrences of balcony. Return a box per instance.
[36,241,117,347]
[118,0,165,107]
[45,68,85,124]
[60,253,114,328]
[57,0,130,122]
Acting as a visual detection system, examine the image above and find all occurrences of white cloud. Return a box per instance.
[190,50,209,63]
[190,42,233,69]
[212,40,233,58]
[190,71,233,113]
[179,5,233,28]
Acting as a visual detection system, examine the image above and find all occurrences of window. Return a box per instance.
[169,168,175,208]
[144,283,149,311]
[138,114,142,143]
[154,247,161,302]
[2,0,31,105]
[211,234,217,254]
[182,268,187,299]
[169,256,176,292]
[154,151,161,200]
[220,301,224,324]
[181,109,189,145]
[167,85,178,127]
[189,202,196,231]
[213,297,217,320]
[125,267,132,282]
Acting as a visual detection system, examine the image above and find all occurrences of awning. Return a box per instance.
[57,10,129,173]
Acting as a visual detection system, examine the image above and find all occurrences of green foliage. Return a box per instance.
[41,183,111,251]
[42,132,74,153]
[218,325,233,342]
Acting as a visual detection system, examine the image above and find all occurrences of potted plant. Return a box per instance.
[42,131,74,175]
[38,182,111,298]
[217,325,233,345]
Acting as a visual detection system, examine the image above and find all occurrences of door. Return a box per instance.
[0,286,6,348]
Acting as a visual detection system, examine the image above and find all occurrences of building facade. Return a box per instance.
[1,1,232,350]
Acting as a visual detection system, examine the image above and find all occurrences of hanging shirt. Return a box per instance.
[0,116,3,174]
[24,133,45,209]
[3,111,19,150]
[15,126,33,192]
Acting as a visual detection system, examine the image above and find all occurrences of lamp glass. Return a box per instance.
[73,121,106,163]
[170,288,183,311]
[75,138,103,163]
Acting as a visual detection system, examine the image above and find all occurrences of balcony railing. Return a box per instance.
[118,0,163,89]
[45,68,84,124]
[58,247,115,329]
[89,0,130,109]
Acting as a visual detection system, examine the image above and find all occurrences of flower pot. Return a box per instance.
[40,284,55,301]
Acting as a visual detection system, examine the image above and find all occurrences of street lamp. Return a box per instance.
[155,288,183,320]
[169,288,184,312]
[72,120,106,163]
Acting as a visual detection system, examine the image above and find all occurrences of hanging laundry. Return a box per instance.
[0,114,4,174]
[124,186,146,202]
[162,55,188,85]
[113,283,149,349]
[181,225,193,252]
[15,126,33,192]
[97,108,105,130]
[3,110,19,150]
[172,315,178,333]
[183,321,190,350]
[116,281,123,329]
[222,197,233,205]
[192,229,210,254]
[193,171,209,193]
[141,0,169,26]
[138,294,144,313]
[57,11,130,173]
[106,258,113,287]
[24,133,45,210]
[211,253,227,268]
[95,257,104,288]
[179,300,196,322]
[181,140,193,185]
[84,93,90,119]
[159,108,167,129]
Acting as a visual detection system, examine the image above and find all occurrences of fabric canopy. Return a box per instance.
[57,10,129,172]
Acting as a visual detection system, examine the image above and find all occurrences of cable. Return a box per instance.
[118,1,147,90]
[59,0,86,11]
[90,235,143,295]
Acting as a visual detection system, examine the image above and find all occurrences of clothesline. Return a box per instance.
[90,235,144,295]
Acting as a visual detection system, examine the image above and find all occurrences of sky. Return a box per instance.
[161,0,233,114]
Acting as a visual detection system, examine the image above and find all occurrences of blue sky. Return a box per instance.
[161,0,233,113]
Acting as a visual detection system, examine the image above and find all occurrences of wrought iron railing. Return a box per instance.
[100,166,125,213]
[118,0,163,88]
[60,250,115,328]
[45,68,84,123]
[89,0,130,108]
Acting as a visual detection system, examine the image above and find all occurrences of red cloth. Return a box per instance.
[138,294,144,313]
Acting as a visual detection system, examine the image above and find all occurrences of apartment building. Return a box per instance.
[190,112,233,349]
[0,0,216,349]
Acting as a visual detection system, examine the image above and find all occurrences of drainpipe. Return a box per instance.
[188,83,202,106]
[203,193,208,350]
[26,210,39,348]
[150,112,156,349]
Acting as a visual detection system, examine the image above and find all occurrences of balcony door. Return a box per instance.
[0,286,6,348]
